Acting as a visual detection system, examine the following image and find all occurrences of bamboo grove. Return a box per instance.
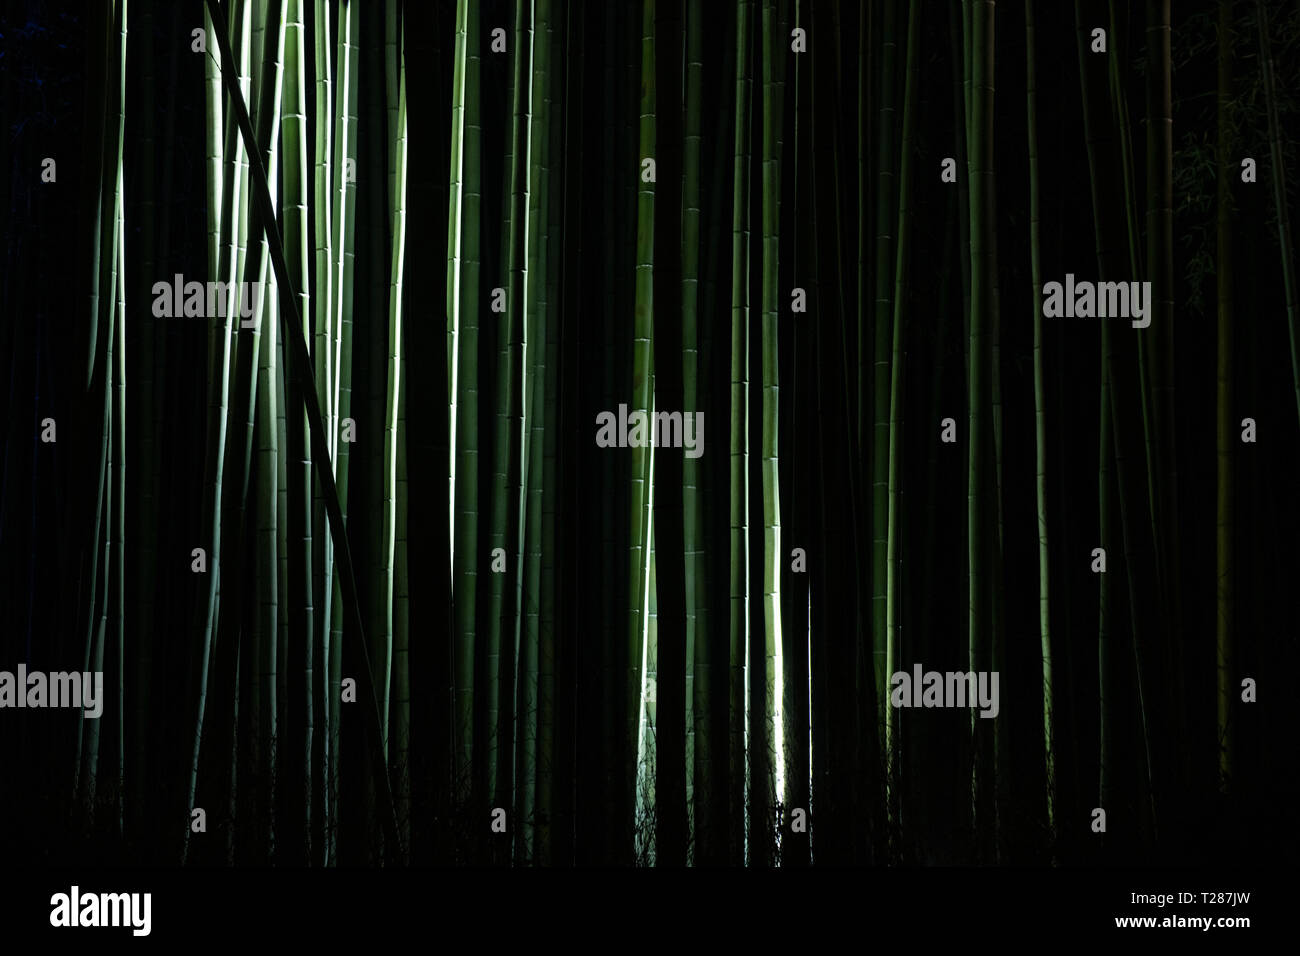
[1,0,1297,868]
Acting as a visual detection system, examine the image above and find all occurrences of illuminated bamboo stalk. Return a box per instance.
[1025,0,1056,837]
[629,0,656,857]
[388,39,410,845]
[326,0,359,860]
[729,0,753,866]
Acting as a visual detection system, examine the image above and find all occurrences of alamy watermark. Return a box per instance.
[151,274,261,326]
[1041,273,1152,328]
[0,665,103,718]
[595,404,704,458]
[50,886,151,936]
[890,664,999,719]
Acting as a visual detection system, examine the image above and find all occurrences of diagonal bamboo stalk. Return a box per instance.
[203,0,404,863]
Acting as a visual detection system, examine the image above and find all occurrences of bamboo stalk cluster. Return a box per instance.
[33,0,1297,867]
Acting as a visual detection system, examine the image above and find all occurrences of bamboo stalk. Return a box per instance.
[683,0,705,863]
[132,0,158,836]
[448,0,476,808]
[326,0,360,863]
[517,0,553,864]
[1025,0,1056,841]
[886,0,920,852]
[629,0,656,862]
[728,0,752,866]
[536,0,564,866]
[967,0,996,860]
[754,0,782,866]
[203,0,404,862]
[185,0,235,863]
[388,41,411,846]
[871,0,897,734]
[653,0,687,868]
[309,6,333,822]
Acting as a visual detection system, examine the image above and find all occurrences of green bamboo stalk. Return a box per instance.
[683,0,705,862]
[312,0,333,418]
[489,0,531,820]
[488,0,530,842]
[1145,0,1180,681]
[781,0,813,869]
[132,0,158,835]
[1076,0,1137,842]
[326,0,360,862]
[1098,334,1112,834]
[249,0,307,865]
[651,0,687,867]
[256,255,280,859]
[111,147,126,835]
[518,0,554,865]
[206,2,224,286]
[871,0,898,732]
[988,61,1008,864]
[211,0,261,865]
[638,510,658,864]
[1147,4,1186,801]
[949,3,971,381]
[753,0,781,866]
[1076,0,1160,841]
[507,0,534,858]
[728,0,752,866]
[1104,4,1165,668]
[967,0,995,859]
[185,0,236,863]
[963,0,972,134]
[385,0,399,225]
[1104,1,1141,272]
[230,0,253,325]
[447,0,475,807]
[203,0,404,861]
[388,43,411,845]
[228,0,284,862]
[856,0,870,478]
[455,0,483,812]
[77,0,108,399]
[886,0,920,849]
[275,4,293,857]
[596,3,620,857]
[536,0,564,866]
[309,5,333,819]
[1025,0,1056,840]
[361,2,394,795]
[360,0,392,858]
[629,0,656,862]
